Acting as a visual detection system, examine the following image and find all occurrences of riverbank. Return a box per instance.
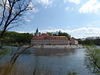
[31,44,83,49]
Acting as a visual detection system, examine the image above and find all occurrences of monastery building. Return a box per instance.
[31,29,78,45]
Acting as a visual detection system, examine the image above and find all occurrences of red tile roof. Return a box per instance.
[41,33,49,36]
[32,36,45,39]
[32,33,68,40]
[32,35,68,40]
[70,37,75,40]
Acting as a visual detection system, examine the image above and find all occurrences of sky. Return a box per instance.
[10,0,100,38]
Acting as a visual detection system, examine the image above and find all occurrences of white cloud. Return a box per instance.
[65,7,70,11]
[64,0,80,4]
[28,2,39,13]
[32,8,39,13]
[65,7,74,12]
[65,27,100,38]
[17,27,100,38]
[30,15,34,18]
[23,18,30,22]
[34,0,53,8]
[79,0,100,14]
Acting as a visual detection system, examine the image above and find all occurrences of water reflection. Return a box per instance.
[31,48,77,57]
[0,47,95,75]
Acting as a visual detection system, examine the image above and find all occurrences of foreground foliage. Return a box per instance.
[85,45,100,73]
[0,62,77,75]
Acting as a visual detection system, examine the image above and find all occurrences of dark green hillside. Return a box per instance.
[0,31,33,46]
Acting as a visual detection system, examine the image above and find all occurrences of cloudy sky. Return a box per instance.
[11,0,100,38]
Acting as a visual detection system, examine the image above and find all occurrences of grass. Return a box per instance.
[0,61,78,75]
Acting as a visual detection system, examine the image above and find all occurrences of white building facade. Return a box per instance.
[31,29,78,45]
[31,34,78,45]
[31,33,69,45]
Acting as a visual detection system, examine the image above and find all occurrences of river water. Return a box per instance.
[0,47,98,75]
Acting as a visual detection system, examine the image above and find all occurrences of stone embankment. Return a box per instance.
[32,45,83,49]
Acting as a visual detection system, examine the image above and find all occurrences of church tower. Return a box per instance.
[35,28,39,36]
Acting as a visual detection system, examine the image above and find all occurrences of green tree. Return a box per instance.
[53,34,58,36]
[58,30,62,36]
[0,31,33,45]
[85,45,100,73]
[58,31,71,39]
[47,32,52,36]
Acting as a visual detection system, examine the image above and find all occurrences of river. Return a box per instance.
[0,46,98,75]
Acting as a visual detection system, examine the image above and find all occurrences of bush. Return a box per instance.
[85,45,100,73]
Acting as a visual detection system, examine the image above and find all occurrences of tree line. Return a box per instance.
[47,31,71,39]
[78,37,100,45]
[0,31,33,46]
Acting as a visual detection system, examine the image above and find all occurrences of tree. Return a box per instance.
[78,37,100,45]
[0,0,33,40]
[58,30,61,36]
[58,31,71,39]
[53,33,57,36]
[85,45,100,73]
[0,0,33,74]
[47,32,52,36]
[0,31,33,45]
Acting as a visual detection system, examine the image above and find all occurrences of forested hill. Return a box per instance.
[0,31,33,45]
[78,37,100,45]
